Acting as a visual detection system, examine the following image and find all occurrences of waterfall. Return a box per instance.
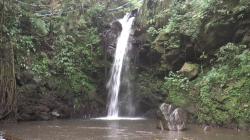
[106,14,135,118]
[94,13,144,120]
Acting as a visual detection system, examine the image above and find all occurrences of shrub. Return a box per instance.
[162,72,191,107]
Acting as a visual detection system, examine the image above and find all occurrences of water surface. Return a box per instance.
[0,119,249,140]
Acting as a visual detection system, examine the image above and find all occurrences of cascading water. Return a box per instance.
[94,13,144,120]
[106,14,135,118]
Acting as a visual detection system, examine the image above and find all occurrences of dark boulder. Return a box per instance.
[16,71,35,86]
[111,20,122,33]
[102,20,122,56]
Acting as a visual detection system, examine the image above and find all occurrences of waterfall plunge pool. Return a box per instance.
[1,119,250,140]
[93,117,145,121]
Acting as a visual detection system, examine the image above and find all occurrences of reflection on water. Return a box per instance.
[0,131,5,140]
[106,121,121,140]
[0,119,249,140]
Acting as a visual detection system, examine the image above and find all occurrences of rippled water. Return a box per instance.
[0,119,249,140]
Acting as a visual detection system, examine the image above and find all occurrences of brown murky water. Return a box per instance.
[0,119,249,140]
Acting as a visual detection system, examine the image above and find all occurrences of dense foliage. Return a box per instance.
[161,43,250,126]
[196,43,250,126]
[136,0,250,128]
[14,0,108,94]
[0,0,127,118]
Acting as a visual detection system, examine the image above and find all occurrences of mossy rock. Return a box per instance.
[153,32,168,52]
[153,31,180,53]
[178,63,199,79]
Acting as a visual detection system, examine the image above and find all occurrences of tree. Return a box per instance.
[0,0,17,119]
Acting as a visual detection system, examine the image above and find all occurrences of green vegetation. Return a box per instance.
[196,43,250,126]
[162,72,190,107]
[0,0,126,119]
[136,0,250,128]
[15,0,106,93]
[148,0,250,50]
[160,43,250,127]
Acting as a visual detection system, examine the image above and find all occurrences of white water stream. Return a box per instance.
[94,14,144,121]
[106,14,135,119]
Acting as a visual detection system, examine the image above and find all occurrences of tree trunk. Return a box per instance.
[0,0,17,120]
[0,45,17,120]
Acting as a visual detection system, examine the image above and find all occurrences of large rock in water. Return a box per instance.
[178,63,199,79]
[157,103,187,131]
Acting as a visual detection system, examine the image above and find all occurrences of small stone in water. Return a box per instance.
[51,111,60,117]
